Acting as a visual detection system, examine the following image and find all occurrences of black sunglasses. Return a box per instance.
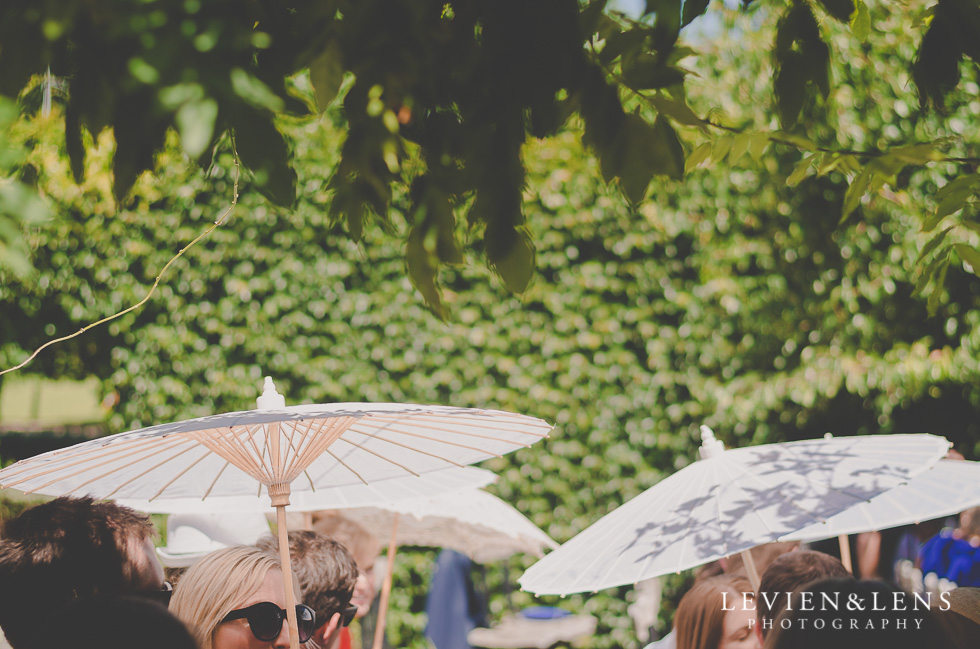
[221,602,316,643]
[340,605,358,628]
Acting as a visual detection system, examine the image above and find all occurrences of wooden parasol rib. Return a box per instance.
[0,435,190,486]
[344,427,509,456]
[335,435,468,468]
[363,412,553,433]
[353,417,549,444]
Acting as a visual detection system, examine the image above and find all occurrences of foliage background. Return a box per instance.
[2,4,979,649]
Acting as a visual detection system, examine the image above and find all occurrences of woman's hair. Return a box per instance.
[169,545,299,649]
[674,574,754,649]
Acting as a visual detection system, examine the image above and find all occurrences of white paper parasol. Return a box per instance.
[518,427,950,596]
[325,488,558,563]
[780,459,980,542]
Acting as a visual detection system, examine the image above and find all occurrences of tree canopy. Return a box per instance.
[2,0,978,312]
[2,5,979,645]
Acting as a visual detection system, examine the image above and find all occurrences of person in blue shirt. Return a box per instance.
[919,506,980,588]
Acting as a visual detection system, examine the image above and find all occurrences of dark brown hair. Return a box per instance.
[756,550,850,637]
[0,497,156,649]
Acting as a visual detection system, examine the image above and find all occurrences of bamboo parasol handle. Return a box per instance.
[275,503,301,649]
[838,534,853,574]
[372,513,400,649]
[739,549,761,593]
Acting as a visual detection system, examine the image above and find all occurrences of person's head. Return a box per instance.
[0,496,163,649]
[756,550,851,639]
[945,586,980,626]
[674,574,760,649]
[257,531,358,649]
[40,595,197,649]
[312,511,382,619]
[169,545,310,649]
[762,578,953,649]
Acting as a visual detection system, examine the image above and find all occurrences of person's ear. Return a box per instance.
[316,612,342,649]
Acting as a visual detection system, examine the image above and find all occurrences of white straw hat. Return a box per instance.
[156,512,272,568]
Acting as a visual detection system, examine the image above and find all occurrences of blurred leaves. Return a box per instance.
[0,97,52,278]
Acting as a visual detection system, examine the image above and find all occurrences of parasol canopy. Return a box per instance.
[518,427,950,596]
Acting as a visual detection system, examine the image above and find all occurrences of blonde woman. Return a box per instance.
[169,546,315,649]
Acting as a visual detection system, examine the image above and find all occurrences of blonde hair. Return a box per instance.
[169,546,300,649]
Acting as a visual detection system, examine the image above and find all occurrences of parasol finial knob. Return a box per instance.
[257,376,286,410]
[699,425,726,459]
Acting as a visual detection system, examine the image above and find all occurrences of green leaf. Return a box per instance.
[412,181,464,265]
[953,243,980,273]
[685,142,712,172]
[711,136,733,164]
[649,115,685,180]
[916,226,953,263]
[927,258,949,314]
[934,174,980,202]
[912,249,947,297]
[681,0,711,27]
[931,189,974,224]
[887,143,944,164]
[773,51,806,127]
[787,154,814,186]
[65,102,85,183]
[615,114,658,203]
[230,68,285,113]
[841,166,872,222]
[579,0,609,36]
[817,0,854,23]
[309,41,344,112]
[486,225,535,293]
[815,153,842,176]
[645,0,682,51]
[647,94,706,128]
[175,99,218,158]
[232,109,297,207]
[850,0,871,41]
[911,7,962,110]
[748,133,770,161]
[773,132,818,151]
[621,55,686,90]
[111,98,169,202]
[597,28,649,64]
[728,133,752,166]
[406,228,448,319]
